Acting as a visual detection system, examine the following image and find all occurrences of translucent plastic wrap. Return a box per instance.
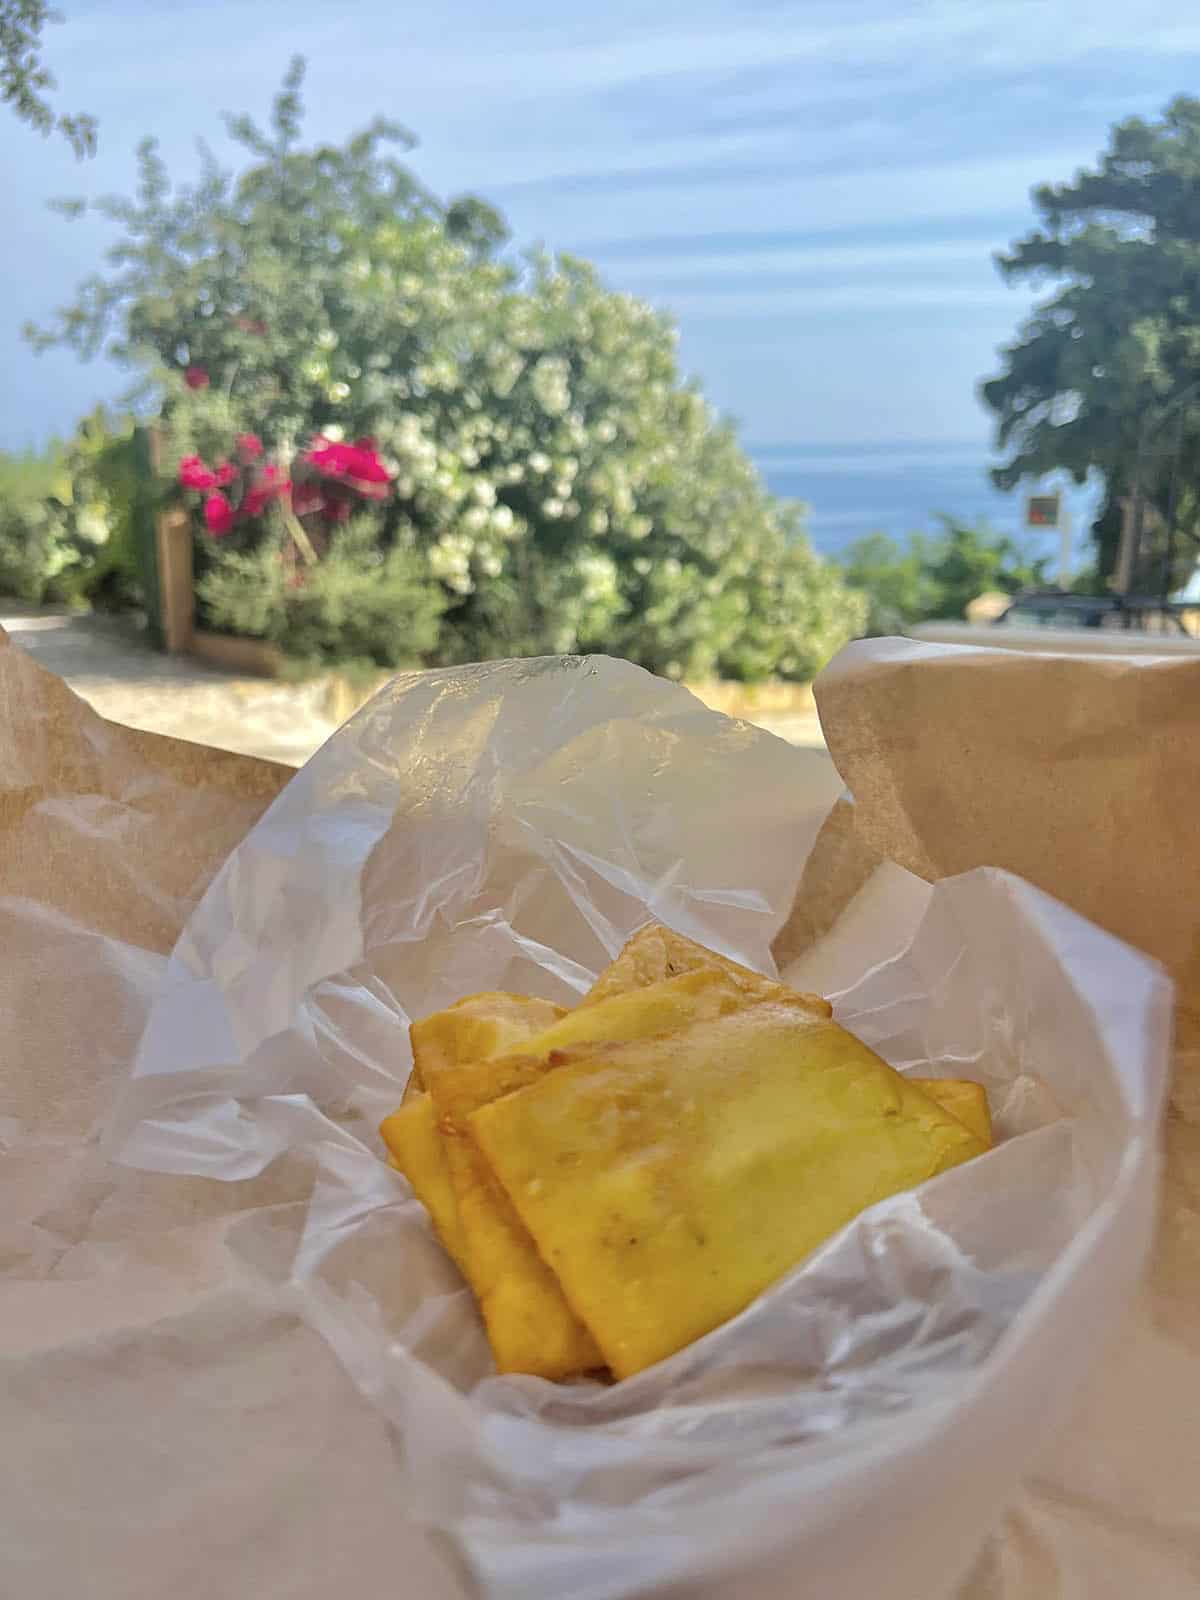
[104,655,1171,1600]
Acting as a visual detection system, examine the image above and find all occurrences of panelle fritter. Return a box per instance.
[424,969,761,1377]
[469,1002,988,1379]
[381,991,565,1272]
[582,921,831,1018]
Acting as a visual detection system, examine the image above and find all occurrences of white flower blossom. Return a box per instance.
[530,355,570,416]
[577,552,618,603]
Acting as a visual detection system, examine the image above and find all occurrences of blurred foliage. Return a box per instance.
[1,1,95,156]
[983,95,1200,589]
[0,409,142,606]
[839,518,1048,633]
[28,60,865,681]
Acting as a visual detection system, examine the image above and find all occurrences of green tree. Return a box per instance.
[922,518,1043,620]
[841,518,1045,632]
[29,62,864,679]
[982,96,1200,588]
[838,531,935,633]
[1,1,94,155]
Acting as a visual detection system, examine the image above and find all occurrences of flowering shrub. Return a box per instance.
[35,62,866,679]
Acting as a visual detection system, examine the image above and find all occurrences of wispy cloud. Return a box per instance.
[601,236,1004,283]
[495,148,1092,252]
[659,283,1023,319]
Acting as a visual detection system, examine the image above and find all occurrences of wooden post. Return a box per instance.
[155,504,195,654]
[140,425,195,656]
[1114,495,1139,596]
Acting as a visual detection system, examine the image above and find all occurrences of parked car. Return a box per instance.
[908,589,1200,655]
[994,589,1195,633]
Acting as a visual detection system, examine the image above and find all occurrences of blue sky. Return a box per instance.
[6,0,1200,463]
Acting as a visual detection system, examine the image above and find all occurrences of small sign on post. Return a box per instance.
[1026,490,1071,584]
[1025,493,1061,528]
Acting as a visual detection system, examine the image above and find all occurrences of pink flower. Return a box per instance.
[303,435,391,499]
[326,496,352,523]
[203,493,234,537]
[178,454,217,491]
[184,365,210,390]
[236,433,263,462]
[214,461,237,488]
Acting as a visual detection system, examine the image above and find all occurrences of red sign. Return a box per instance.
[1026,493,1061,528]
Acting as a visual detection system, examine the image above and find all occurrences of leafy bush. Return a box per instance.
[66,411,144,609]
[0,413,144,608]
[0,496,76,603]
[196,516,444,674]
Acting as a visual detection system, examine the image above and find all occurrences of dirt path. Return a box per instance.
[1,608,340,767]
[1,607,831,768]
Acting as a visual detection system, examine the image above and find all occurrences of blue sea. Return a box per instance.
[753,440,1101,567]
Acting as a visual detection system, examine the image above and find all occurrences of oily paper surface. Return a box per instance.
[91,651,1171,1600]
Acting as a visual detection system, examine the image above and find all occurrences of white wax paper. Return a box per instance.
[107,655,1172,1600]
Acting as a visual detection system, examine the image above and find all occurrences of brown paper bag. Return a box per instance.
[780,638,1200,1598]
